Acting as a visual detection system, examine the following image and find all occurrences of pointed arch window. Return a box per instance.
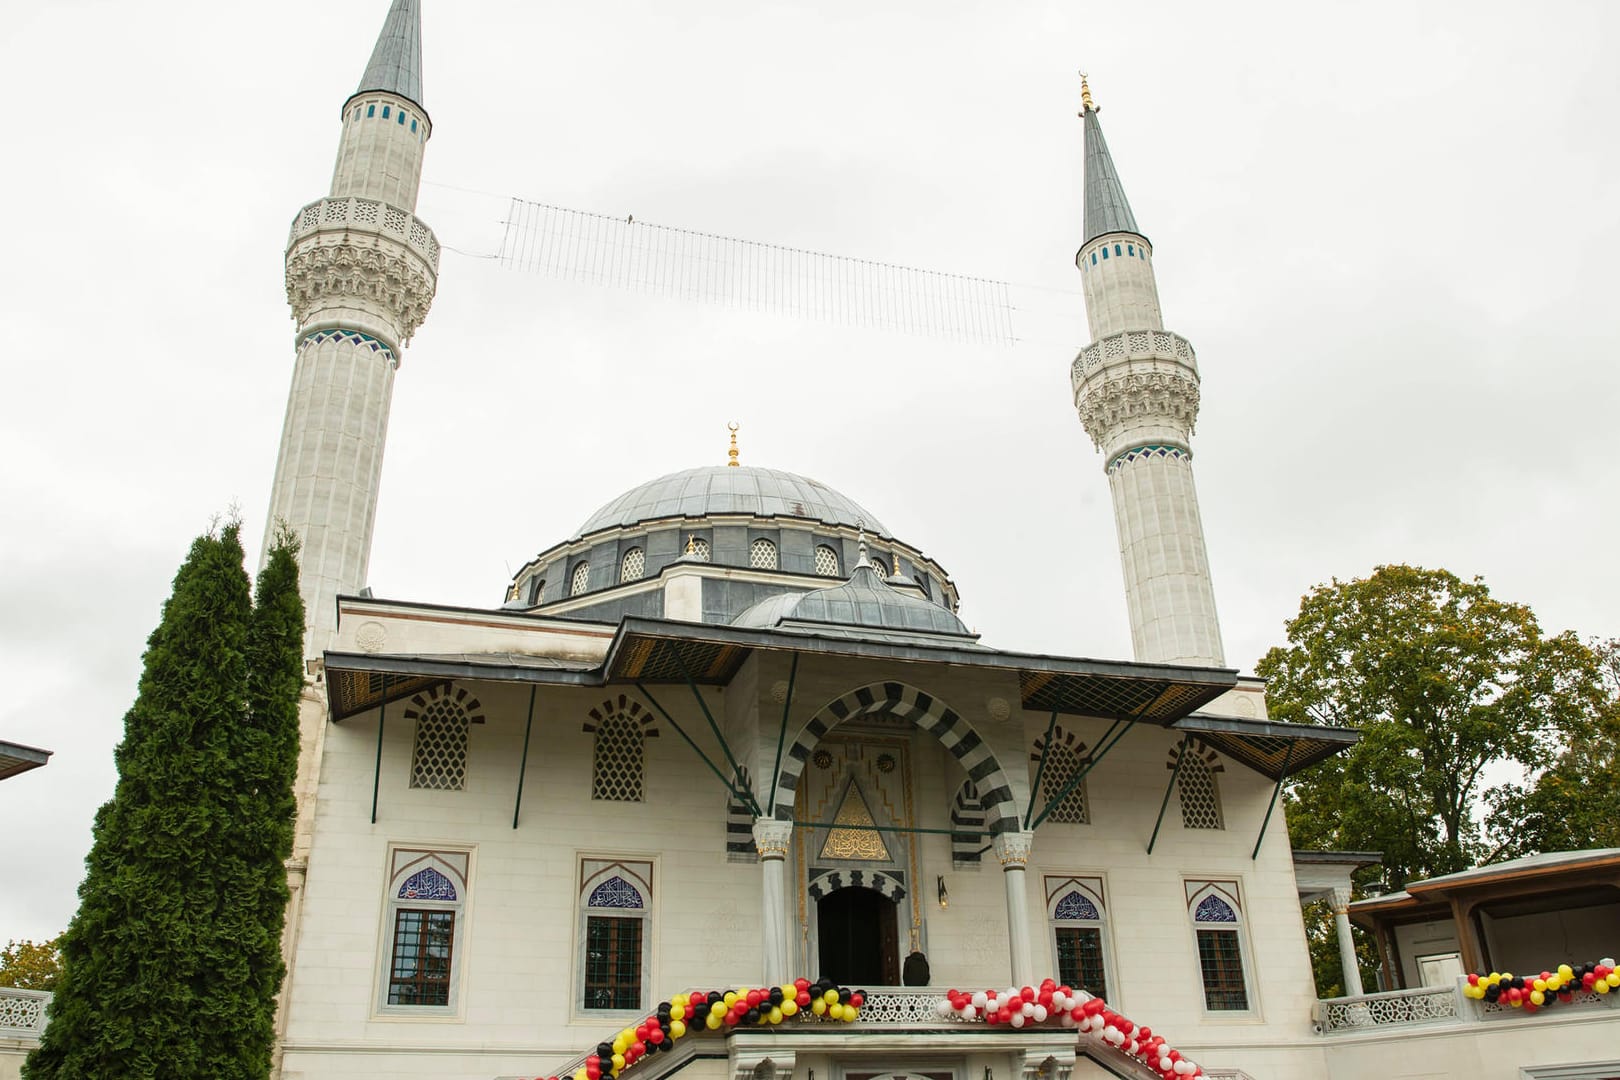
[1188,881,1251,1011]
[1032,727,1092,824]
[585,695,656,803]
[380,849,470,1013]
[1173,741,1225,829]
[571,561,591,596]
[620,547,645,583]
[749,538,778,570]
[579,860,653,1012]
[1046,876,1111,1002]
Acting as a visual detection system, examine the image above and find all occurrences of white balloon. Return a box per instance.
[1032,1005,1048,1022]
[1010,1013,1026,1028]
[1174,1062,1194,1076]
[961,1005,976,1020]
[1020,1002,1035,1017]
[1158,1058,1172,1073]
[971,992,988,1009]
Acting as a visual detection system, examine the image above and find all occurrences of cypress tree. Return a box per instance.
[26,522,305,1080]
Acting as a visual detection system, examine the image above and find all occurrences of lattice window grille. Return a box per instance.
[1033,729,1091,824]
[620,548,645,582]
[1177,754,1224,829]
[868,557,889,577]
[592,711,644,802]
[571,562,591,596]
[814,545,841,576]
[410,700,469,790]
[355,199,380,223]
[398,866,458,902]
[384,207,408,233]
[690,537,712,562]
[587,875,645,909]
[1054,890,1100,921]
[749,538,778,569]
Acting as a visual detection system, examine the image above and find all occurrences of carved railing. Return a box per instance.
[856,988,958,1026]
[1072,329,1197,384]
[0,987,50,1039]
[1312,984,1460,1034]
[288,196,441,271]
[1477,987,1618,1020]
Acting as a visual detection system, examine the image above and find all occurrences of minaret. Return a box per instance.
[1070,78,1225,668]
[265,0,438,651]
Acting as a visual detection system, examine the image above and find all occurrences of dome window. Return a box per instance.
[689,537,711,562]
[527,578,545,605]
[813,545,840,577]
[570,562,591,596]
[749,538,778,570]
[620,548,645,583]
[868,556,888,577]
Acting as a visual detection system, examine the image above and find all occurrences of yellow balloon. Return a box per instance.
[811,998,827,1016]
[1559,964,1575,979]
[829,1003,844,1020]
[1609,973,1620,988]
[1530,990,1545,1006]
[612,1054,627,1070]
[706,1014,722,1030]
[768,1007,783,1024]
[843,1005,858,1022]
[613,1036,629,1055]
[1533,978,1547,992]
[576,1069,589,1080]
[724,992,738,1006]
[1596,980,1611,995]
[781,1000,798,1017]
[824,989,840,1004]
[671,1020,686,1039]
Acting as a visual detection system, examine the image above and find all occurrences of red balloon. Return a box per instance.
[796,991,811,1007]
[795,978,810,990]
[850,992,864,1007]
[747,990,763,1007]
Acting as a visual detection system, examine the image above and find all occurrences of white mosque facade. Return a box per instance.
[7,3,1618,1080]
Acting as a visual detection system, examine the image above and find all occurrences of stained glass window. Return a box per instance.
[1194,895,1238,923]
[398,866,458,902]
[1053,890,1099,921]
[587,875,644,910]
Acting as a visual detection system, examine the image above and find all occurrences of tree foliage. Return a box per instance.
[0,937,63,991]
[25,522,305,1080]
[1258,565,1609,890]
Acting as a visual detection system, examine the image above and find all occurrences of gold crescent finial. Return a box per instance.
[727,422,740,467]
[1079,71,1095,115]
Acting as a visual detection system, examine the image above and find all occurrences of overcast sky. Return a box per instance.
[2,1,1616,941]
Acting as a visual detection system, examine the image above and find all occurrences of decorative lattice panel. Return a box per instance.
[814,545,841,576]
[868,557,889,576]
[1032,727,1091,824]
[689,537,711,562]
[410,699,470,790]
[571,562,591,596]
[620,548,645,582]
[749,538,778,569]
[1175,746,1224,829]
[592,711,644,802]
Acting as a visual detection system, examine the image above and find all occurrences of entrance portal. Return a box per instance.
[817,887,900,986]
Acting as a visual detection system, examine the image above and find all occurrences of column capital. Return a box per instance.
[1330,884,1353,915]
[753,818,793,860]
[992,830,1035,869]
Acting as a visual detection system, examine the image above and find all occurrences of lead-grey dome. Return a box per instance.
[574,465,891,540]
[733,563,973,639]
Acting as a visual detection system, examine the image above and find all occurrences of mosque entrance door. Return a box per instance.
[817,886,899,986]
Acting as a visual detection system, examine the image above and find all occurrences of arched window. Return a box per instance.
[527,577,545,605]
[620,548,645,583]
[580,860,653,1011]
[571,561,591,596]
[814,544,841,576]
[1188,881,1250,1011]
[381,849,469,1012]
[749,538,778,570]
[688,536,711,562]
[407,688,479,791]
[1032,728,1091,824]
[1046,876,1110,1001]
[1173,741,1225,829]
[584,694,656,803]
[868,556,889,577]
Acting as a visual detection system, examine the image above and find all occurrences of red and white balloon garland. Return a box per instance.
[938,980,1204,1078]
[529,978,863,1080]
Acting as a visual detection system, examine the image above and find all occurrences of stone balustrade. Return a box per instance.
[1313,984,1460,1034]
[1072,329,1197,386]
[287,196,440,271]
[0,987,50,1039]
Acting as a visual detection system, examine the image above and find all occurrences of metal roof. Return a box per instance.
[355,0,424,107]
[1082,107,1142,245]
[0,739,52,782]
[574,465,892,540]
[733,563,973,638]
[1171,713,1361,781]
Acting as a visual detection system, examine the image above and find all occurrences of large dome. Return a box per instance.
[574,465,892,540]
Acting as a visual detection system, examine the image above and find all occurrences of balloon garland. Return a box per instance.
[529,978,863,1080]
[937,979,1205,1078]
[1462,958,1619,1011]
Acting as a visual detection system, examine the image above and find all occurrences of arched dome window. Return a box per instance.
[814,545,840,577]
[570,562,591,596]
[688,537,711,562]
[868,556,889,577]
[749,538,778,570]
[620,548,645,583]
[527,577,545,605]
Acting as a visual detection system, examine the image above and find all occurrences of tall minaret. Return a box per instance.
[265,0,438,651]
[1070,78,1225,668]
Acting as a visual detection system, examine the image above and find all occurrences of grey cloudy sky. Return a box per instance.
[2,0,1616,941]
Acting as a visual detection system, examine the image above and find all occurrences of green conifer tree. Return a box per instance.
[26,522,305,1080]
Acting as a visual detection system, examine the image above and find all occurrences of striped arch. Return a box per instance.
[581,693,660,737]
[402,683,485,724]
[806,867,906,903]
[773,682,1020,833]
[950,779,986,867]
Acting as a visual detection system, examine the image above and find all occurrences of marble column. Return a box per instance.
[993,830,1036,986]
[1331,885,1364,997]
[754,819,795,985]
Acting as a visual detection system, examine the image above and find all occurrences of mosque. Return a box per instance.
[60,2,1618,1079]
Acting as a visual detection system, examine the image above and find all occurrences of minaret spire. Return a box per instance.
[1068,80,1226,668]
[355,0,424,108]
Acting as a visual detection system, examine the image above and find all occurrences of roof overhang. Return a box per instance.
[0,740,52,781]
[324,651,599,720]
[1172,713,1361,781]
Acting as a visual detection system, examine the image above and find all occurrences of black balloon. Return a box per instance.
[597,1043,613,1058]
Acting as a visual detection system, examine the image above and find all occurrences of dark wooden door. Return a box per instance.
[817,887,898,986]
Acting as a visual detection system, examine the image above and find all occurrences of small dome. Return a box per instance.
[574,465,891,540]
[732,563,973,639]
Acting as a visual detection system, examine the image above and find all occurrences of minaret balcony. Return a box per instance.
[287,196,440,273]
[1071,329,1197,389]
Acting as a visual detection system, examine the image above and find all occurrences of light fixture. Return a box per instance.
[937,875,949,909]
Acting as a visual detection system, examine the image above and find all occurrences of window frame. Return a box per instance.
[1186,880,1256,1016]
[1044,875,1115,1005]
[570,561,591,596]
[376,849,472,1018]
[620,547,645,583]
[576,859,655,1018]
[814,544,841,577]
[748,537,778,570]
